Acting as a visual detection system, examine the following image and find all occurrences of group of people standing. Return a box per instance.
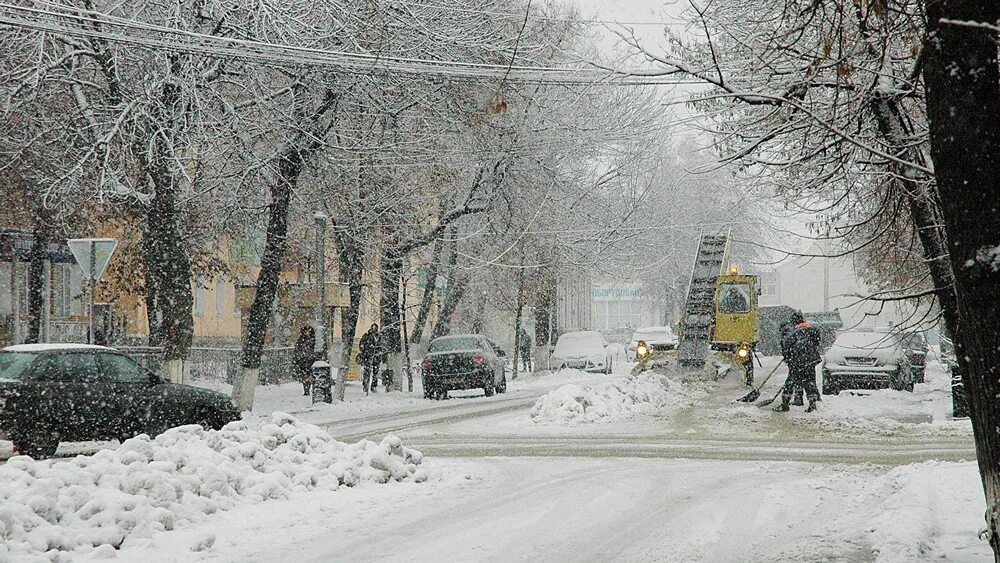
[775,310,823,413]
[292,323,386,397]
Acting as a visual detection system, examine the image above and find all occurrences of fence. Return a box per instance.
[117,346,295,386]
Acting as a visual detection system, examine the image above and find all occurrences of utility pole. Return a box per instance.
[823,242,830,311]
[313,211,328,356]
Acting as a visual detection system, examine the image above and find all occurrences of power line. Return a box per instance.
[0,2,697,87]
[388,0,687,27]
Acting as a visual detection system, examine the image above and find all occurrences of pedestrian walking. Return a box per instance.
[774,311,823,413]
[358,323,382,394]
[293,325,318,396]
[517,326,532,372]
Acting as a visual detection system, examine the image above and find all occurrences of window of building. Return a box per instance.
[215,279,226,319]
[194,278,206,317]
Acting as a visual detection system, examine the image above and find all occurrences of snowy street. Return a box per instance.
[5,355,983,561]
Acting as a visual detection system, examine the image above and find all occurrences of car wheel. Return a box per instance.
[13,426,59,460]
[483,376,495,397]
[821,374,840,395]
[890,369,905,391]
[496,373,507,394]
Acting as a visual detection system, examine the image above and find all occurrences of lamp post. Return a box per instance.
[313,211,328,359]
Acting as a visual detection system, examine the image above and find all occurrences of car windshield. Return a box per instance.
[554,332,602,355]
[0,351,38,381]
[718,282,751,313]
[430,337,482,352]
[835,331,898,350]
[632,328,675,344]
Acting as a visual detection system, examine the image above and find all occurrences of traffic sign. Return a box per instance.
[67,238,118,282]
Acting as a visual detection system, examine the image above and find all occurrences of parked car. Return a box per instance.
[627,326,677,360]
[901,330,930,384]
[0,344,241,459]
[421,335,506,400]
[821,329,912,394]
[551,331,613,374]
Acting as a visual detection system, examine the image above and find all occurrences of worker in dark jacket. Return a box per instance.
[775,311,822,412]
[779,320,805,406]
[358,324,382,395]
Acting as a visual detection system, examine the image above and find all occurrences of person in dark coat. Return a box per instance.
[775,311,822,412]
[358,323,382,395]
[779,320,805,406]
[293,325,318,396]
[517,326,532,372]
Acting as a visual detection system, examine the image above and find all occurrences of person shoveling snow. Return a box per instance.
[773,311,822,413]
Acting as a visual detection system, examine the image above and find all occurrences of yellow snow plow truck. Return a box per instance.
[635,233,760,384]
[710,267,760,384]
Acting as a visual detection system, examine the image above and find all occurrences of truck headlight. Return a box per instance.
[636,341,649,359]
[736,343,751,363]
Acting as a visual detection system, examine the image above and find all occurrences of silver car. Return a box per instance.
[821,329,911,394]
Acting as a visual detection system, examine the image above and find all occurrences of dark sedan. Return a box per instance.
[0,344,241,458]
[421,335,506,400]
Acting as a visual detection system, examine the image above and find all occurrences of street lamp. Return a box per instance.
[313,211,328,360]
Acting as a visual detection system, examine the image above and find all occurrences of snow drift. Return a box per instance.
[529,372,685,424]
[0,413,426,559]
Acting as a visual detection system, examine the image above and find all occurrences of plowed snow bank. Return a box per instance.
[530,372,687,424]
[0,413,426,559]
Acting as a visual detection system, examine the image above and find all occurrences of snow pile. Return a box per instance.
[867,461,987,561]
[0,413,426,559]
[529,372,685,424]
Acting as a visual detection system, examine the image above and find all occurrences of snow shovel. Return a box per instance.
[735,359,784,403]
[756,387,784,408]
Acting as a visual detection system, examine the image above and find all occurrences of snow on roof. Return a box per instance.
[2,343,114,352]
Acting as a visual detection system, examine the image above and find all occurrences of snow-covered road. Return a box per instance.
[3,356,989,561]
[123,457,988,562]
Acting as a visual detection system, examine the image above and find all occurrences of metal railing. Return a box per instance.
[116,346,295,386]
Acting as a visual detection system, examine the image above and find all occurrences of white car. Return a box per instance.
[627,326,678,359]
[551,331,613,374]
[821,329,911,394]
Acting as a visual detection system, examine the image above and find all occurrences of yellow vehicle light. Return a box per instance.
[636,341,649,359]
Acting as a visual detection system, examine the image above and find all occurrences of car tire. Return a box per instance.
[890,369,905,391]
[483,375,495,397]
[12,426,59,460]
[821,373,840,395]
[496,373,507,394]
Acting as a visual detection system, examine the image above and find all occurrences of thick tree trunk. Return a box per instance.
[25,209,51,344]
[921,3,1000,559]
[379,249,404,391]
[410,234,445,344]
[145,159,194,367]
[335,230,364,368]
[233,179,294,410]
[142,225,163,348]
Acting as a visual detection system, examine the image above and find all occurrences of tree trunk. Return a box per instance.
[410,233,445,344]
[336,230,365,368]
[512,256,526,379]
[233,178,294,410]
[533,263,557,370]
[379,249,404,390]
[432,274,467,338]
[921,3,1000,559]
[142,224,163,348]
[145,157,194,367]
[25,209,51,344]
